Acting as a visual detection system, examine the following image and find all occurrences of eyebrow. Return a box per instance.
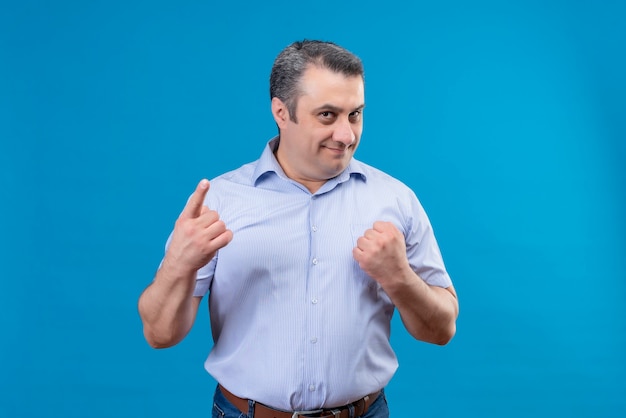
[312,103,366,114]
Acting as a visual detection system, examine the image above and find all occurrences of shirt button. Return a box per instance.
[309,385,316,392]
[312,226,318,232]
[311,298,318,304]
[312,258,318,265]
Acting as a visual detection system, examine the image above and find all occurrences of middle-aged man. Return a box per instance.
[138,39,459,418]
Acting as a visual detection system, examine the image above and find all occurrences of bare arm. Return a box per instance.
[353,221,458,345]
[138,179,233,348]
[379,273,458,345]
[138,265,203,349]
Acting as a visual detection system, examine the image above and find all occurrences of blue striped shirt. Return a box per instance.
[180,138,452,410]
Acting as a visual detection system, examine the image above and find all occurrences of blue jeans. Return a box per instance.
[211,386,389,418]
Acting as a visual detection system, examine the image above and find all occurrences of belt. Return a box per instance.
[219,384,380,418]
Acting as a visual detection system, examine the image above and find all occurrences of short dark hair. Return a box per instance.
[269,40,364,122]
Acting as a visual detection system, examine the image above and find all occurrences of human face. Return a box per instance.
[272,65,365,193]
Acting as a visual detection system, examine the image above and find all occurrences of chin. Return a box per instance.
[326,164,349,178]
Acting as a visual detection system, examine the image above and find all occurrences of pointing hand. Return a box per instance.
[164,179,233,274]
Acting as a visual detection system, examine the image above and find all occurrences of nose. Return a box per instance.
[332,117,356,146]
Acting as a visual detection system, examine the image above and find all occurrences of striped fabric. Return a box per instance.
[165,137,452,411]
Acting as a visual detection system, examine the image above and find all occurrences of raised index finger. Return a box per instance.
[180,179,210,219]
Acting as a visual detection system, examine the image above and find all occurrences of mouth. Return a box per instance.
[322,144,351,154]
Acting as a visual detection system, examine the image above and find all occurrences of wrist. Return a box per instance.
[158,254,198,286]
[378,264,421,294]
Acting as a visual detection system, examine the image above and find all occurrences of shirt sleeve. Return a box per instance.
[405,193,453,288]
[193,257,216,297]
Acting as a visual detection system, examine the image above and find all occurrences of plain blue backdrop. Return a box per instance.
[2,1,624,417]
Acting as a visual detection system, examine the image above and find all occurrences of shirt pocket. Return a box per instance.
[350,224,396,307]
[350,223,378,286]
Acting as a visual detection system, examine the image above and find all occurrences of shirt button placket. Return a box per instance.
[308,200,321,404]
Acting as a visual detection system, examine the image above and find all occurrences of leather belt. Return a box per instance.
[219,384,380,418]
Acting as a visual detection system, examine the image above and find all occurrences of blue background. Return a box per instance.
[2,1,625,417]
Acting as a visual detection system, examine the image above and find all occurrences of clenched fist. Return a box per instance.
[164,179,233,274]
[352,221,411,287]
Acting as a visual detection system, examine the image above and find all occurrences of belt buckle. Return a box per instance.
[291,409,324,418]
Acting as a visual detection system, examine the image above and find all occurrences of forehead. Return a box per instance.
[297,65,364,107]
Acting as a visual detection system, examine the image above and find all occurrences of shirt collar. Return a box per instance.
[253,136,367,187]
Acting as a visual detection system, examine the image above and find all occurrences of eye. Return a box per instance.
[318,111,336,122]
[349,110,362,122]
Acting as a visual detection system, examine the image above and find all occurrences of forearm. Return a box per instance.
[383,268,458,345]
[138,258,200,348]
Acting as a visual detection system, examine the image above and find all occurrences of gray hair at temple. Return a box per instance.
[269,40,364,123]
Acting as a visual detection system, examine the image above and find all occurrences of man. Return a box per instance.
[138,40,458,418]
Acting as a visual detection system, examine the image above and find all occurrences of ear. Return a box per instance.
[271,97,289,129]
